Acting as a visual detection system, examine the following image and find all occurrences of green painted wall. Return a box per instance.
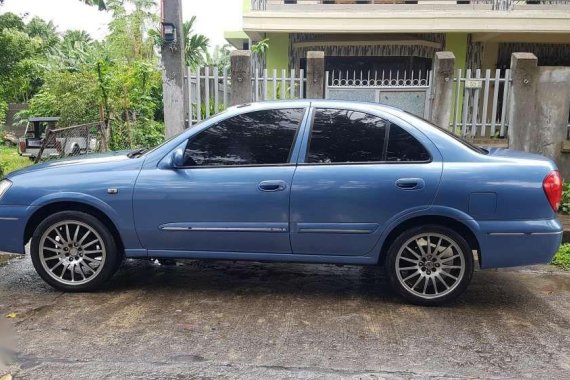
[445,33,468,130]
[243,0,251,11]
[445,33,468,69]
[266,33,290,71]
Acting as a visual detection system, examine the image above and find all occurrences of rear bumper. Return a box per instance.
[477,218,562,268]
[0,205,35,254]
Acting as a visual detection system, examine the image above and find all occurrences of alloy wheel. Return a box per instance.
[395,233,466,300]
[38,220,107,286]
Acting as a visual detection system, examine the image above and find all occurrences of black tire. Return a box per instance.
[385,224,474,306]
[30,211,121,292]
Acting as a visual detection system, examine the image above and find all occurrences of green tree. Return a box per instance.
[183,16,209,69]
[25,17,60,50]
[16,69,100,126]
[0,28,42,101]
[105,0,157,63]
[0,12,25,31]
[6,0,169,150]
[203,44,232,73]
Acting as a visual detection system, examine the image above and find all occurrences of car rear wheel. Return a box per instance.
[30,211,121,292]
[385,225,474,306]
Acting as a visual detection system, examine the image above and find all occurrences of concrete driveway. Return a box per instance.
[1,252,569,379]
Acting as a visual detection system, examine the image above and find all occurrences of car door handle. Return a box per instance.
[395,178,425,190]
[258,180,287,192]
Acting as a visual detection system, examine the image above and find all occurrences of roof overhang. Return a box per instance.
[243,8,570,34]
[224,30,250,49]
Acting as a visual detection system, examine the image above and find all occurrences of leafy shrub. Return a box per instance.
[559,182,570,214]
[133,120,164,149]
[15,70,100,126]
[553,244,570,270]
[0,100,7,126]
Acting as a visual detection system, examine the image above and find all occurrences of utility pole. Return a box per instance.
[160,0,187,138]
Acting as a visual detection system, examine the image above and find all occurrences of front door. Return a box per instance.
[133,107,307,255]
[290,107,442,256]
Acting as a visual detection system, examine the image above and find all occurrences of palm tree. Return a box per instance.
[47,30,95,71]
[25,17,60,51]
[63,30,93,46]
[183,16,209,69]
[26,17,58,39]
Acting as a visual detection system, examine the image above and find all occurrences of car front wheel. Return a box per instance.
[385,225,474,306]
[30,211,121,291]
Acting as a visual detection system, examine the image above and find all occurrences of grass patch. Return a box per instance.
[553,244,570,270]
[0,145,32,177]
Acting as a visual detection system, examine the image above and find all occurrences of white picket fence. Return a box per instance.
[187,65,513,140]
[451,68,511,138]
[253,69,306,102]
[188,67,306,126]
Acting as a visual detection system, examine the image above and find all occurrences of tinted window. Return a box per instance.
[183,108,304,166]
[386,124,430,162]
[307,109,387,163]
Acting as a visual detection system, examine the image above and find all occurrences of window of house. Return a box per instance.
[306,108,430,164]
[183,108,305,167]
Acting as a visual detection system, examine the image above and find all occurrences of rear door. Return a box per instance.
[290,106,442,256]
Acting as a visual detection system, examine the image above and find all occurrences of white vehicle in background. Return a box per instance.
[18,117,96,160]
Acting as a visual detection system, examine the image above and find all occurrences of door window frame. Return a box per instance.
[176,107,311,169]
[297,106,433,166]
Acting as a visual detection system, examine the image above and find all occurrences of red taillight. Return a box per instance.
[543,170,563,211]
[19,140,26,153]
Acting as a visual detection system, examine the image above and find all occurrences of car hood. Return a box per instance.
[7,150,134,178]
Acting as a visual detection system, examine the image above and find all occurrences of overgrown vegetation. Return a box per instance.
[559,182,570,214]
[0,146,31,178]
[553,244,570,270]
[0,1,227,152]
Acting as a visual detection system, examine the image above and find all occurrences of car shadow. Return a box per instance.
[100,258,564,310]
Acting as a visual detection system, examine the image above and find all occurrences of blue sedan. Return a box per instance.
[0,101,563,305]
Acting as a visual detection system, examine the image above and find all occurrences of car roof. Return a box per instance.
[232,99,402,112]
[228,100,413,122]
[28,117,60,122]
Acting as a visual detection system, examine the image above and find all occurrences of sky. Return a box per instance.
[0,0,243,47]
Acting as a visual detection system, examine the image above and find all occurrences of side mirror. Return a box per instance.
[171,149,184,168]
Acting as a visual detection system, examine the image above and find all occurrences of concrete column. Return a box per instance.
[306,51,325,99]
[230,50,252,106]
[537,67,570,170]
[508,53,539,153]
[430,51,455,129]
[161,0,187,138]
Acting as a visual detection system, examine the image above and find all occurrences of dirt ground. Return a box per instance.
[1,252,570,379]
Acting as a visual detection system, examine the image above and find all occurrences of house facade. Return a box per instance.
[225,0,570,76]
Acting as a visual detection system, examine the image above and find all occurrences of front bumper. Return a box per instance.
[477,218,562,269]
[0,205,35,254]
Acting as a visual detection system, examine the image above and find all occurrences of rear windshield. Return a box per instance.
[404,112,488,155]
[431,124,489,155]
